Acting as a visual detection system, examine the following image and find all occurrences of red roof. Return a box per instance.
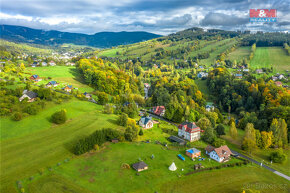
[152,106,165,116]
[178,122,200,133]
[275,81,282,86]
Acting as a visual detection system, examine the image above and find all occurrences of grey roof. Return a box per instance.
[168,136,186,144]
[132,161,148,170]
[139,116,152,125]
[25,91,38,98]
[181,122,198,129]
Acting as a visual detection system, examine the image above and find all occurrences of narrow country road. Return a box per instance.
[230,149,290,181]
[145,111,290,181]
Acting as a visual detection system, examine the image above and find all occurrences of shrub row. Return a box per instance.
[185,159,249,176]
[73,128,122,155]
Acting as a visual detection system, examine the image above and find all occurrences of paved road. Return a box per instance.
[230,149,290,181]
[147,112,178,127]
[145,111,290,181]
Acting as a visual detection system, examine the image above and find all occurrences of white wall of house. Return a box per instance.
[19,94,30,101]
[208,151,222,162]
[178,127,200,142]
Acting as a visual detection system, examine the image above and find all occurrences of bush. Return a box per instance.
[215,124,225,136]
[24,105,39,115]
[12,112,22,121]
[51,109,67,124]
[212,138,226,147]
[96,91,109,105]
[118,113,128,126]
[103,104,114,114]
[73,128,122,155]
[270,149,287,163]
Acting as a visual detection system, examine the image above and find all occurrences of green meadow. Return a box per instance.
[0,99,99,140]
[0,100,123,193]
[25,142,289,193]
[227,46,251,62]
[250,47,290,72]
[25,66,94,93]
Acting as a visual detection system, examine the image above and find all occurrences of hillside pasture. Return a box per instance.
[25,142,289,193]
[25,66,94,93]
[227,46,251,62]
[0,101,122,193]
[199,38,239,66]
[250,47,290,72]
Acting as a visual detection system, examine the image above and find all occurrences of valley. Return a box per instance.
[0,27,289,193]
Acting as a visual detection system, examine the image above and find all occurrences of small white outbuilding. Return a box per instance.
[169,162,177,171]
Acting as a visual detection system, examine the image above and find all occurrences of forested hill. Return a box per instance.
[0,25,161,48]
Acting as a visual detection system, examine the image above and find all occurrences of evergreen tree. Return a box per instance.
[215,124,225,136]
[139,129,144,136]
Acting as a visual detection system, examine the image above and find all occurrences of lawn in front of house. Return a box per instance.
[25,142,244,193]
[25,142,289,193]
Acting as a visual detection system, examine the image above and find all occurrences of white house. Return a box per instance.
[197,72,208,78]
[178,122,200,142]
[139,116,154,129]
[19,91,38,102]
[205,103,215,112]
[205,145,232,162]
[49,61,56,66]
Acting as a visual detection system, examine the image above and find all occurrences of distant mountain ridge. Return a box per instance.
[0,25,161,48]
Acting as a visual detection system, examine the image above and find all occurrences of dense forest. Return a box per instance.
[241,32,290,46]
[207,67,289,140]
[77,58,142,95]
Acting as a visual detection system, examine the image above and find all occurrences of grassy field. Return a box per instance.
[97,38,240,67]
[138,120,177,142]
[250,47,290,72]
[25,66,94,93]
[0,100,123,193]
[199,38,238,66]
[195,79,211,99]
[25,142,289,193]
[27,174,93,193]
[227,46,251,62]
[0,99,99,140]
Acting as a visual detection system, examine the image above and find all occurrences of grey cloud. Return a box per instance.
[200,12,248,26]
[0,0,289,34]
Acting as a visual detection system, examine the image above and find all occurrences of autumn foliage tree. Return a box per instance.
[242,123,257,154]
[260,131,273,149]
[229,122,238,139]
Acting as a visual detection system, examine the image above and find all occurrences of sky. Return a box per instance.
[0,0,289,35]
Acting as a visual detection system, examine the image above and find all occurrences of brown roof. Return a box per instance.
[214,145,232,159]
[205,145,215,153]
